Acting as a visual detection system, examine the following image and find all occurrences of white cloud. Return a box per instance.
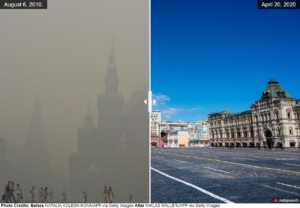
[162,108,183,119]
[153,93,170,106]
[187,107,201,111]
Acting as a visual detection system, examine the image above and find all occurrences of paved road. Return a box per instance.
[151,148,300,203]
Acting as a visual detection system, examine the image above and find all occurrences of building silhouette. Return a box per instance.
[69,44,149,202]
[23,94,51,172]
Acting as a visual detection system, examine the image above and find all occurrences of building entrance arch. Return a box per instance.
[264,129,273,149]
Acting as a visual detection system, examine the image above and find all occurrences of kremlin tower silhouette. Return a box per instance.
[69,42,149,202]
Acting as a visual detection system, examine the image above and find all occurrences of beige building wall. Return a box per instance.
[179,132,189,147]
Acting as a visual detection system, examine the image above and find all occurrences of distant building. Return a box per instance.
[69,44,149,202]
[150,127,167,147]
[151,111,187,135]
[208,79,300,148]
[23,94,51,172]
[189,121,210,146]
[168,129,189,147]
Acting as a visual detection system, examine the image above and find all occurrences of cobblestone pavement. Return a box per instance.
[151,147,300,203]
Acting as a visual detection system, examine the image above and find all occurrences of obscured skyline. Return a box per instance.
[0,0,149,177]
[151,0,300,122]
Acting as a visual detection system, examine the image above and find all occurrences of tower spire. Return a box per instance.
[108,41,116,68]
[26,94,45,142]
[104,38,119,96]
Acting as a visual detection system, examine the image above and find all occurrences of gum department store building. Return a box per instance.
[208,79,300,149]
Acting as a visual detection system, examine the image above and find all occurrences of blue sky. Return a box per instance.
[151,0,300,122]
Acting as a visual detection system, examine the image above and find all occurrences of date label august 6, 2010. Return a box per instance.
[0,0,47,9]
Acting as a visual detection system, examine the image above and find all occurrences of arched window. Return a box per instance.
[289,127,293,135]
[261,115,264,121]
[274,110,279,119]
[286,108,292,119]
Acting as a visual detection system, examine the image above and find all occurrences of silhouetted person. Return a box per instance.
[4,181,10,203]
[30,186,35,202]
[39,187,43,202]
[16,184,23,202]
[129,193,133,203]
[5,181,16,203]
[62,190,67,202]
[49,190,53,201]
[108,187,114,203]
[83,189,88,203]
[43,187,48,202]
[101,186,108,203]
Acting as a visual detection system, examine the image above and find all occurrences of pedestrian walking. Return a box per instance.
[30,186,35,202]
[5,181,17,203]
[108,187,114,203]
[62,190,67,202]
[16,184,23,202]
[39,187,44,202]
[101,186,108,203]
[83,189,88,203]
[4,181,10,203]
[49,190,53,202]
[129,193,133,203]
[43,187,48,202]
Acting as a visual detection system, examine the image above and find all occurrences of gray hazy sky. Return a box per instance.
[0,0,149,177]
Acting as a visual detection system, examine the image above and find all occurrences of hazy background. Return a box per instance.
[0,0,149,177]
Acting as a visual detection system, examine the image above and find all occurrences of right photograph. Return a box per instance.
[151,0,300,204]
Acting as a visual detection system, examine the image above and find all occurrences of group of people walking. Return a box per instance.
[30,186,66,202]
[2,181,23,203]
[102,186,114,203]
[3,181,115,203]
[83,186,114,203]
[2,181,67,203]
[30,186,55,202]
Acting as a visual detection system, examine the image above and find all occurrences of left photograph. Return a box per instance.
[0,0,149,203]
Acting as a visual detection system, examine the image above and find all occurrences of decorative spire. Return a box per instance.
[104,38,119,96]
[108,39,116,68]
[26,94,45,142]
[80,106,96,131]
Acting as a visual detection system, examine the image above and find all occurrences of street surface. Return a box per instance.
[151,147,300,203]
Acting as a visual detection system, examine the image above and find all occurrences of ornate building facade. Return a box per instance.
[189,121,210,146]
[208,79,300,148]
[69,45,149,202]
